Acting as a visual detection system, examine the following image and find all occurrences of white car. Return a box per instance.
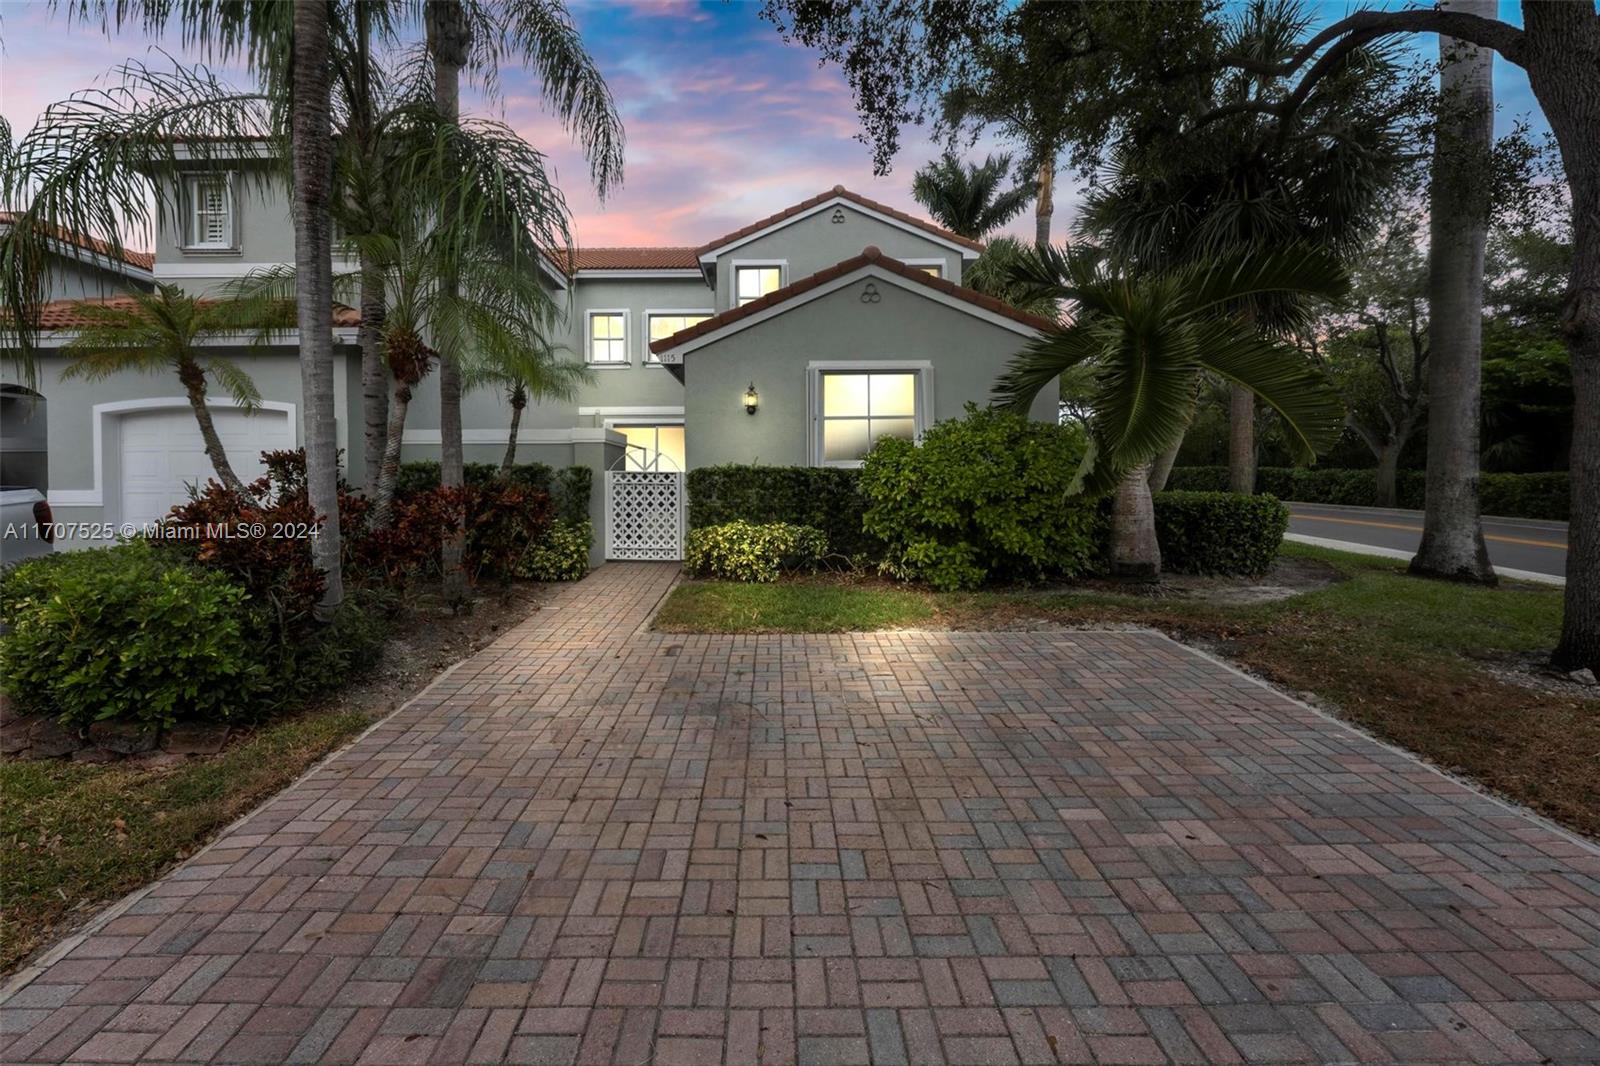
[0,487,55,568]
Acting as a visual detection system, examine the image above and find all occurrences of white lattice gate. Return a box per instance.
[604,470,685,561]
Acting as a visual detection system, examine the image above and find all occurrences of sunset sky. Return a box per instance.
[0,1,1549,251]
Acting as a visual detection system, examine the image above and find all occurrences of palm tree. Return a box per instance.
[965,236,1063,318]
[1411,3,1496,584]
[1078,0,1409,498]
[910,153,1035,241]
[993,243,1347,579]
[57,285,281,496]
[461,342,590,474]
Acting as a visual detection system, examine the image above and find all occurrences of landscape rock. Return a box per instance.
[161,722,231,755]
[27,718,83,759]
[1,713,42,755]
[88,721,160,755]
[1568,668,1598,687]
[0,691,20,725]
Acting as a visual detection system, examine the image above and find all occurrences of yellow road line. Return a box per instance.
[1292,513,1566,550]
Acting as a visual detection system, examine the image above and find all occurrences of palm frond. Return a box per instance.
[1195,318,1345,462]
[203,355,264,410]
[991,318,1113,414]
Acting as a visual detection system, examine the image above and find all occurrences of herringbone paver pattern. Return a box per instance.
[3,561,1599,1064]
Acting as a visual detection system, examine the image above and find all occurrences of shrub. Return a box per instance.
[1164,466,1568,520]
[255,592,391,711]
[685,521,828,583]
[688,465,879,560]
[0,542,262,730]
[858,406,1102,591]
[465,481,553,585]
[518,520,592,582]
[552,465,592,526]
[1152,491,1289,576]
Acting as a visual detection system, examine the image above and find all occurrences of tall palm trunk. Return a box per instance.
[1035,159,1054,247]
[1110,463,1160,581]
[1411,0,1495,584]
[1227,384,1256,494]
[428,0,470,601]
[501,382,526,474]
[176,356,249,496]
[1147,439,1182,494]
[359,259,388,492]
[291,0,343,611]
[370,377,414,528]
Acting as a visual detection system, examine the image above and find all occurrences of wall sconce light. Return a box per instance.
[742,382,759,415]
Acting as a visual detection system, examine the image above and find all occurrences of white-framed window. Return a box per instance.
[645,311,712,363]
[734,264,784,306]
[810,361,932,467]
[613,421,686,471]
[586,310,628,365]
[903,259,945,279]
[183,173,234,250]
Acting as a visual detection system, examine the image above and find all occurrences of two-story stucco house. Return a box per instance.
[4,178,1056,563]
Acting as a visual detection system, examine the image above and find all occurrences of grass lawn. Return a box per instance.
[658,543,1599,838]
[0,709,370,974]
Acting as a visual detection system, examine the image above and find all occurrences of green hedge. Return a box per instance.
[1165,466,1568,520]
[685,521,828,583]
[687,465,880,560]
[397,461,592,525]
[1152,491,1289,576]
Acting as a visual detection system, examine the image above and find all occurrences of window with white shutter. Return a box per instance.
[184,174,234,250]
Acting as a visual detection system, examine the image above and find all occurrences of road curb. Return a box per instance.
[1284,533,1565,586]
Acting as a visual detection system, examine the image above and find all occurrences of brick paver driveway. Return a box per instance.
[4,562,1599,1065]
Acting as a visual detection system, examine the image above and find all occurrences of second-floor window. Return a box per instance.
[587,311,627,364]
[735,265,783,307]
[646,312,711,363]
[184,174,234,250]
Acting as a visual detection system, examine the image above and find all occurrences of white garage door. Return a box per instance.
[119,405,293,527]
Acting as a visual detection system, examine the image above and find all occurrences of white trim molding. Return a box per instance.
[698,195,983,265]
[48,397,297,511]
[654,263,1042,362]
[400,427,627,447]
[806,360,935,468]
[578,405,686,418]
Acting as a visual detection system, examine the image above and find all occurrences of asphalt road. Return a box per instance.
[1287,502,1568,579]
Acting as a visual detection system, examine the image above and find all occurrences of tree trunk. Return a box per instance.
[1110,463,1160,581]
[1533,12,1600,671]
[370,381,413,528]
[1034,160,1054,247]
[1227,384,1256,494]
[428,0,469,602]
[177,358,249,497]
[1374,440,1402,508]
[501,383,525,475]
[359,257,388,493]
[1147,438,1182,493]
[291,0,343,612]
[1411,0,1496,585]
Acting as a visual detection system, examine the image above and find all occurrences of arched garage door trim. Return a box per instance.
[49,397,297,515]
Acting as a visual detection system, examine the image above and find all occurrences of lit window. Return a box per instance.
[735,266,783,306]
[587,312,627,364]
[819,371,918,465]
[646,312,710,362]
[617,423,686,471]
[184,174,233,249]
[917,264,943,278]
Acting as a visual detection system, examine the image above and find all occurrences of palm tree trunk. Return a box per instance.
[1147,439,1183,494]
[1034,159,1054,247]
[501,383,525,474]
[291,0,343,612]
[1411,0,1496,585]
[370,380,413,528]
[359,256,387,493]
[428,0,469,601]
[1227,384,1256,494]
[1110,463,1160,581]
[176,357,249,497]
[1374,441,1402,508]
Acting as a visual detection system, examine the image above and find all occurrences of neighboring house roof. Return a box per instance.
[694,186,986,261]
[567,247,700,271]
[30,296,361,331]
[650,246,1054,362]
[0,212,156,275]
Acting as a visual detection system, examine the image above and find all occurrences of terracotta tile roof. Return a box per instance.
[694,186,986,258]
[543,247,701,274]
[0,212,155,272]
[651,246,1054,356]
[31,296,360,331]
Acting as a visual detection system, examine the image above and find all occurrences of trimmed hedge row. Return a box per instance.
[686,465,880,560]
[397,461,592,525]
[1152,492,1289,577]
[1165,466,1568,520]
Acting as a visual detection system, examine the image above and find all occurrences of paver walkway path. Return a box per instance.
[4,561,1599,1065]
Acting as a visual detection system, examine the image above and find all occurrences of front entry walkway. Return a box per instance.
[4,562,1599,1065]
